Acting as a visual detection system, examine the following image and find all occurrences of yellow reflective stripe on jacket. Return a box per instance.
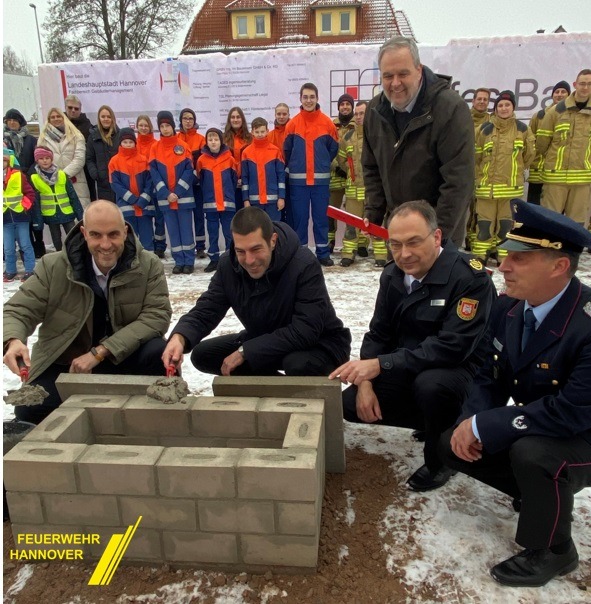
[30,171,73,216]
[542,170,591,184]
[2,171,25,213]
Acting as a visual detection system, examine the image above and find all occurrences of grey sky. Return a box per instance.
[3,0,590,68]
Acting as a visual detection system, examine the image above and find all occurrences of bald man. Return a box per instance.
[3,200,172,424]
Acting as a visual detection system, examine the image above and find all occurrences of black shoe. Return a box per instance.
[406,465,456,492]
[172,265,183,274]
[204,261,218,273]
[411,430,426,442]
[490,542,578,587]
[358,246,368,257]
[375,259,386,268]
[182,265,194,274]
[328,241,335,253]
[154,250,165,259]
[196,249,207,259]
[318,257,334,267]
[340,258,354,267]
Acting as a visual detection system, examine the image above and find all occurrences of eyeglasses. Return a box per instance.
[66,106,81,111]
[387,230,434,251]
[181,116,194,121]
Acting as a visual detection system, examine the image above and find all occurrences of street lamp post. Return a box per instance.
[29,3,44,64]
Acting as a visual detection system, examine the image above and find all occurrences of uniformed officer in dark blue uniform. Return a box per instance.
[330,200,496,491]
[441,199,591,587]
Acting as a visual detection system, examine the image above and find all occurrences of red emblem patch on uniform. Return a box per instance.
[457,298,479,321]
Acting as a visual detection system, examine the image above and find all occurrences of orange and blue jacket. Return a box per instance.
[224,132,250,179]
[197,144,238,213]
[178,128,206,158]
[148,135,195,211]
[284,107,338,187]
[268,121,289,154]
[109,147,154,217]
[241,137,285,205]
[136,132,156,160]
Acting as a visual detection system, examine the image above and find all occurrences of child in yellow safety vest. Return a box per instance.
[3,147,36,281]
[28,146,83,252]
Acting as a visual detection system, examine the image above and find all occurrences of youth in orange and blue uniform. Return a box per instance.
[197,132,237,262]
[178,107,207,255]
[149,112,195,268]
[284,102,338,260]
[109,129,155,251]
[241,136,285,221]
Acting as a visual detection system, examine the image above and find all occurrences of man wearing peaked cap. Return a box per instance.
[440,199,591,587]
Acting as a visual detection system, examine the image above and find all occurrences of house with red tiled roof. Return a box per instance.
[181,0,415,55]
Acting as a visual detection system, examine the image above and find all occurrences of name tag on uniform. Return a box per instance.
[493,338,503,351]
[430,299,446,306]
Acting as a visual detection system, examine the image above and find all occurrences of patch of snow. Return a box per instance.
[343,489,356,526]
[4,564,35,600]
[338,544,349,564]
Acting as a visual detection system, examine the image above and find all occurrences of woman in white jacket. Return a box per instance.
[38,108,91,208]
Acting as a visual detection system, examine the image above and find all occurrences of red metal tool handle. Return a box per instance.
[326,206,388,240]
[17,358,29,382]
[166,365,177,378]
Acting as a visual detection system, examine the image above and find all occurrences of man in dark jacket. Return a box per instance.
[362,36,474,247]
[330,201,495,492]
[163,206,351,376]
[440,200,591,587]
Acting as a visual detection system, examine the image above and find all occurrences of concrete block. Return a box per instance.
[123,396,190,436]
[190,397,259,438]
[157,448,240,499]
[213,376,345,473]
[3,442,88,493]
[237,449,318,501]
[11,524,88,556]
[61,395,129,435]
[77,444,164,495]
[240,534,318,567]
[282,413,323,450]
[198,500,274,534]
[56,374,160,401]
[22,408,91,444]
[95,435,159,446]
[120,497,196,530]
[5,492,44,524]
[276,502,318,536]
[157,436,229,448]
[225,438,284,449]
[87,526,162,560]
[163,531,237,563]
[43,494,120,526]
[256,398,325,439]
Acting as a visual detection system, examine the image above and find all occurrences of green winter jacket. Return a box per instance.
[3,222,171,383]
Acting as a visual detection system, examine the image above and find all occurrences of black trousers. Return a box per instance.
[191,332,339,377]
[343,367,473,471]
[527,182,543,205]
[15,337,168,424]
[439,430,591,549]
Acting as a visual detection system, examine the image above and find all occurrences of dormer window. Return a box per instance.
[314,6,357,36]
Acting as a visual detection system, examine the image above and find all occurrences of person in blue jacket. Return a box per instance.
[441,199,591,588]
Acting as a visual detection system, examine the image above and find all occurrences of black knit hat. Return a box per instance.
[205,127,223,143]
[494,90,516,110]
[337,94,355,109]
[157,110,176,131]
[180,108,196,123]
[552,80,571,95]
[119,127,136,145]
[3,108,26,127]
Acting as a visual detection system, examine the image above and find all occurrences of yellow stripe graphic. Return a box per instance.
[88,516,142,586]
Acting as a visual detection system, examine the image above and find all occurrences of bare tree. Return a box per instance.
[3,46,34,75]
[44,0,195,62]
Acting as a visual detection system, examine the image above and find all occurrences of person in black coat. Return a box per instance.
[86,105,120,200]
[440,200,591,588]
[162,206,351,376]
[330,200,495,492]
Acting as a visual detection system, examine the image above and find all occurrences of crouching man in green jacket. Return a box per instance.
[3,200,172,424]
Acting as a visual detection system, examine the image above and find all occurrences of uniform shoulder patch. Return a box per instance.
[469,258,484,271]
[457,298,479,321]
[512,415,528,430]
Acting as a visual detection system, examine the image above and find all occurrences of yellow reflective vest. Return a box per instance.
[536,93,591,185]
[3,170,26,213]
[30,171,73,217]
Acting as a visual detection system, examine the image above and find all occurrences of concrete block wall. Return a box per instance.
[5,393,327,571]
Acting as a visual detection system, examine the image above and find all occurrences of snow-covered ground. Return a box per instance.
[3,249,591,602]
